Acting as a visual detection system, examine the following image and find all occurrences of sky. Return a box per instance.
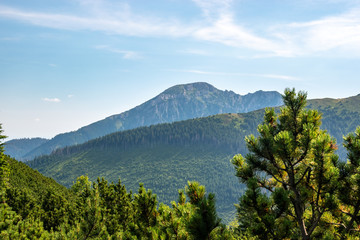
[1,0,360,140]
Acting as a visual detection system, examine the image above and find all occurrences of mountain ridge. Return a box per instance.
[12,82,283,160]
[4,138,49,161]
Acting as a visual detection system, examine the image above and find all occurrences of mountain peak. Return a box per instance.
[162,82,217,95]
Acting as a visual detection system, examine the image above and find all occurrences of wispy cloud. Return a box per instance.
[48,63,57,67]
[168,69,300,81]
[42,97,61,103]
[194,14,288,56]
[94,45,142,59]
[1,2,360,57]
[0,5,194,38]
[277,8,360,56]
[256,74,299,81]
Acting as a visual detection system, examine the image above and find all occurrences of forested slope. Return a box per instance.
[27,93,360,221]
[7,155,69,200]
[307,94,360,158]
[29,112,264,220]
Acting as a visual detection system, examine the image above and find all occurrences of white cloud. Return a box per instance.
[48,63,57,67]
[0,2,288,57]
[67,94,74,98]
[1,2,360,57]
[194,14,286,55]
[42,97,61,103]
[266,7,360,57]
[256,74,299,81]
[0,5,194,38]
[169,69,300,81]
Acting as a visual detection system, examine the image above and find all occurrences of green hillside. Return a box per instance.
[29,112,264,220]
[28,93,360,222]
[307,94,360,158]
[7,155,69,201]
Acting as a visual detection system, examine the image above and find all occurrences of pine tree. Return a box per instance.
[131,183,159,238]
[96,177,133,235]
[232,89,339,239]
[185,181,223,240]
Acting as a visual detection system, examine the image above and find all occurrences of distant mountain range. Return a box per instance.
[4,138,49,160]
[5,82,283,160]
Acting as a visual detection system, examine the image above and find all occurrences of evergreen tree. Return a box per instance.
[185,181,223,240]
[232,89,339,239]
[134,183,158,228]
[96,177,133,235]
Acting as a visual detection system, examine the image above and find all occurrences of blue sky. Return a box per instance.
[1,0,360,139]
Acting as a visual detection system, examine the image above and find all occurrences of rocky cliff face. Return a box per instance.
[22,82,283,159]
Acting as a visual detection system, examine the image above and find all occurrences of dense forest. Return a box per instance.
[2,89,360,239]
[28,112,264,221]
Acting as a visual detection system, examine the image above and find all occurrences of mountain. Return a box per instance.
[29,111,263,221]
[19,82,283,160]
[27,93,360,220]
[4,138,49,161]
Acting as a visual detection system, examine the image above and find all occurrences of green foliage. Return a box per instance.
[233,89,340,239]
[29,113,257,221]
[8,156,70,202]
[307,94,360,159]
[336,126,360,237]
[40,190,70,231]
[0,155,238,239]
[186,185,221,239]
[0,124,9,190]
[185,181,206,205]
